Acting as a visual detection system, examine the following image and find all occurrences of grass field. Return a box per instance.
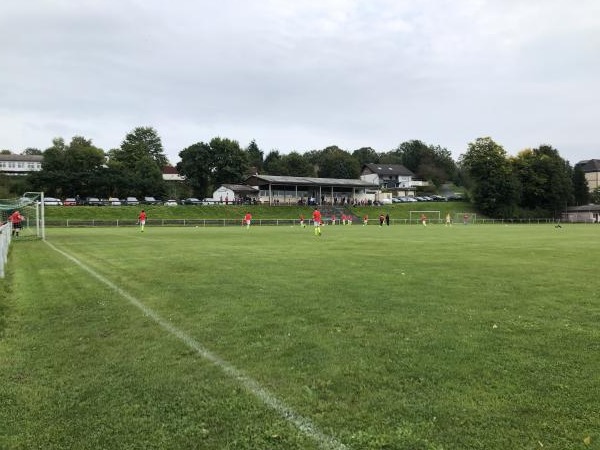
[1,223,599,449]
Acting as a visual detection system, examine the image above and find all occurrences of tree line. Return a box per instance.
[1,127,594,218]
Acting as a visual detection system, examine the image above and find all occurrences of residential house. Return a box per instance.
[162,165,185,182]
[360,163,416,197]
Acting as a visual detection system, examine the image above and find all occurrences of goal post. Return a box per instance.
[455,212,476,225]
[0,192,45,278]
[409,210,441,224]
[0,192,45,240]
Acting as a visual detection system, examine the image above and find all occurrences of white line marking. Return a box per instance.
[45,240,348,450]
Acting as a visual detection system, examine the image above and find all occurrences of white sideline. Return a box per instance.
[45,241,348,450]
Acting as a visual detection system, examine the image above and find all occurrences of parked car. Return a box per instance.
[43,197,63,206]
[380,198,393,205]
[183,197,201,205]
[84,197,103,206]
[107,197,122,206]
[125,196,139,205]
[63,198,78,206]
[201,198,221,205]
[143,196,161,205]
[164,199,178,206]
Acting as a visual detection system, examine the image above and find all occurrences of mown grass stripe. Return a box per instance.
[44,239,349,450]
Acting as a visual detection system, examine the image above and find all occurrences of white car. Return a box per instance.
[43,197,63,206]
[107,197,122,206]
[164,199,178,206]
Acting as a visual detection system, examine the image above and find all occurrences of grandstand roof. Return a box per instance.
[244,174,377,188]
[222,184,258,193]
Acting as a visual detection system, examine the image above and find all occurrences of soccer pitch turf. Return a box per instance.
[1,224,599,449]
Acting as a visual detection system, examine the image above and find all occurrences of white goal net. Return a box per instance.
[0,192,45,277]
[0,192,45,240]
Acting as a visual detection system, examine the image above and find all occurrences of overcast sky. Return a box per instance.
[1,0,599,165]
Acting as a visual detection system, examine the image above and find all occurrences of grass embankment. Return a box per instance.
[1,225,598,449]
[43,202,474,221]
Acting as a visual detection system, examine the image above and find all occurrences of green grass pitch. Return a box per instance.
[1,224,599,449]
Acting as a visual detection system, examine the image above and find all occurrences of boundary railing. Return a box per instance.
[41,218,600,227]
[0,222,12,278]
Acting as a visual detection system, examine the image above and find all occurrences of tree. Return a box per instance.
[210,137,249,187]
[460,137,520,217]
[378,150,403,165]
[263,150,287,175]
[107,127,168,197]
[315,146,360,179]
[177,142,213,197]
[110,127,169,171]
[590,187,600,204]
[245,139,263,174]
[572,165,590,205]
[22,148,42,155]
[513,145,573,214]
[394,140,457,187]
[281,152,314,176]
[65,136,106,173]
[352,147,380,166]
[29,136,106,198]
[176,137,249,198]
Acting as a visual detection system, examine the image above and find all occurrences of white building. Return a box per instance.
[0,154,43,176]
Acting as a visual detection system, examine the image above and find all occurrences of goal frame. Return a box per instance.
[455,212,476,225]
[0,192,46,240]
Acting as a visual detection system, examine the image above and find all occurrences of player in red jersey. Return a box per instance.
[312,208,322,236]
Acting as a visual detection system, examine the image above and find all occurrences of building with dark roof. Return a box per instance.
[243,174,378,205]
[575,159,600,192]
[360,163,417,197]
[563,204,600,223]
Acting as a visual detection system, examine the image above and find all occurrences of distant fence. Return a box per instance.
[41,218,600,228]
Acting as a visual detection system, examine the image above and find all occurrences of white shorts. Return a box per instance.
[139,220,146,225]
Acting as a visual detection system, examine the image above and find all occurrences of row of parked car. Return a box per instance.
[41,196,223,206]
[392,195,452,203]
[42,196,163,206]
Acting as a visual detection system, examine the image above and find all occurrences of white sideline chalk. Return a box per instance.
[45,240,349,450]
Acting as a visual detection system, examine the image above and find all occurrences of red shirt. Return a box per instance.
[139,211,147,221]
[312,210,321,223]
[244,213,252,221]
[9,212,23,224]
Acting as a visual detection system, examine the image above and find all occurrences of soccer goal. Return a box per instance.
[409,210,441,225]
[455,212,476,225]
[0,192,45,278]
[0,192,46,240]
